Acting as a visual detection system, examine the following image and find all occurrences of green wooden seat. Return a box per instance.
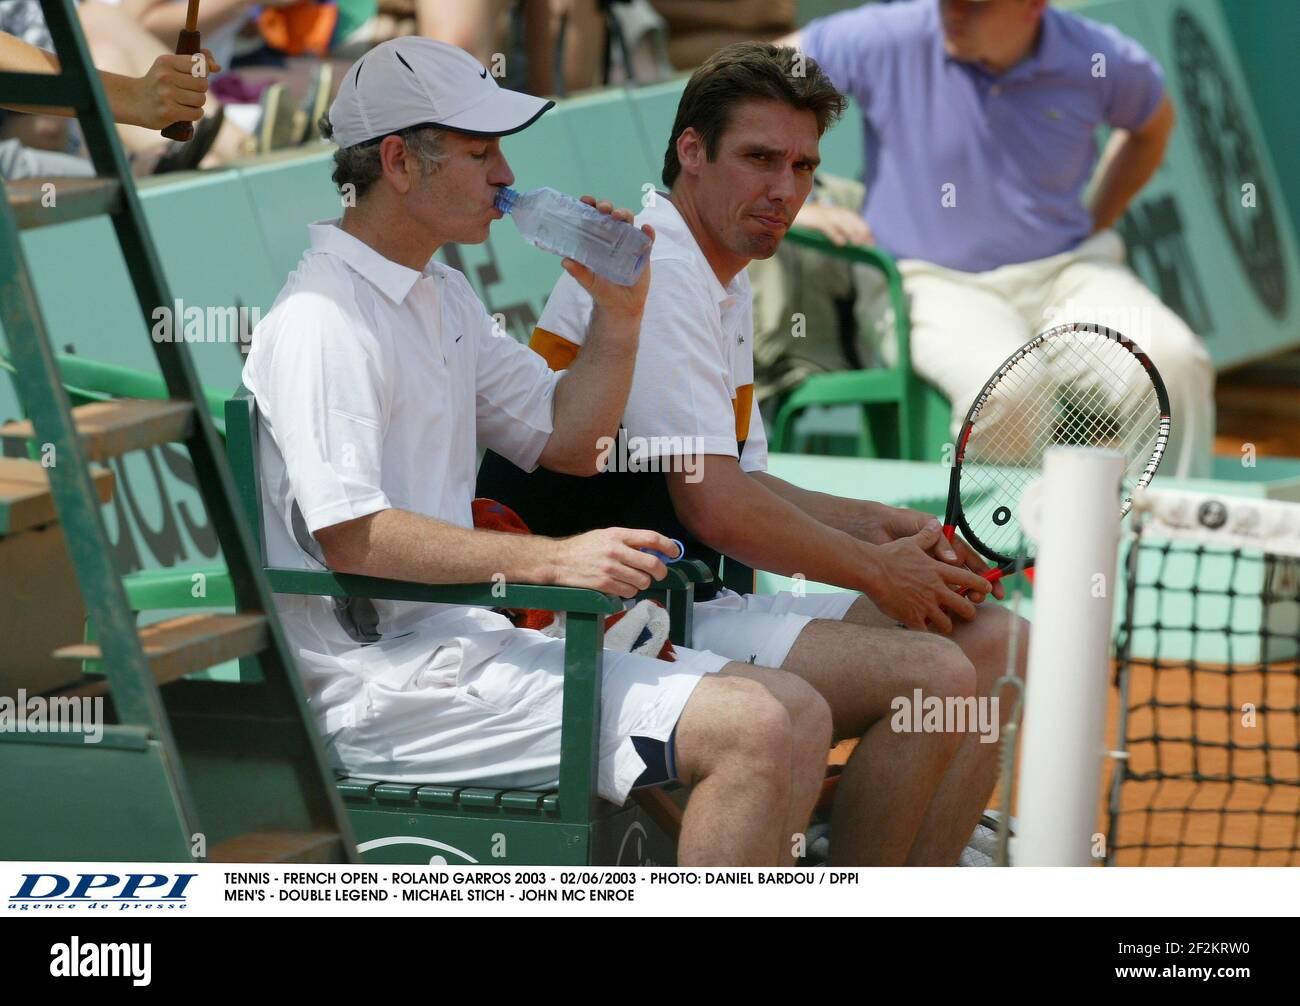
[770,227,952,461]
[226,385,706,864]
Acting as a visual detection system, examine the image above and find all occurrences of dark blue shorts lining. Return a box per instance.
[630,727,679,790]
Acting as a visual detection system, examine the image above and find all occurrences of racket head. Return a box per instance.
[946,321,1172,569]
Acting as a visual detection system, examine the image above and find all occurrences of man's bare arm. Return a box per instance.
[666,456,988,631]
[0,30,215,128]
[314,507,675,598]
[539,304,641,474]
[748,469,890,538]
[536,201,654,475]
[1089,94,1175,232]
[748,469,1001,596]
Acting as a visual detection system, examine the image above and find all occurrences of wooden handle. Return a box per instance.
[160,28,202,142]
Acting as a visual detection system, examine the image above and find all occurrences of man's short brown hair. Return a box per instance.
[662,42,846,189]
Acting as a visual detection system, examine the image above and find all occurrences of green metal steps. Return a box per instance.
[0,456,113,534]
[0,397,196,462]
[0,0,355,864]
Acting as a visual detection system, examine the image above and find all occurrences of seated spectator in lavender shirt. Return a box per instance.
[781,0,1213,477]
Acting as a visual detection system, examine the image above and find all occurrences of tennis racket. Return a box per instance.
[943,321,1171,593]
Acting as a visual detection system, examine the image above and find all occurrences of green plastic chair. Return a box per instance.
[769,227,952,462]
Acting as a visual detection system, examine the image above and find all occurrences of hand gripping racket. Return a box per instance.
[943,321,1171,593]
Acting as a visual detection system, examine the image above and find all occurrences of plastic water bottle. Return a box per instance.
[494,187,651,286]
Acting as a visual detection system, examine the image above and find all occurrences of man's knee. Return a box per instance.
[963,605,1031,681]
[902,635,977,702]
[675,673,795,788]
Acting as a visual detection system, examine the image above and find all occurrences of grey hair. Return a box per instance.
[318,113,450,200]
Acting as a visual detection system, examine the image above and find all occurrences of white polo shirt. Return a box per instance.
[531,193,769,470]
[242,220,562,713]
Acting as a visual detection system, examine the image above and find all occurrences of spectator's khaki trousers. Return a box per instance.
[860,229,1215,478]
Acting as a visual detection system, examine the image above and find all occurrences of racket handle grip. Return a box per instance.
[160,29,203,141]
[641,539,685,564]
[957,567,1005,598]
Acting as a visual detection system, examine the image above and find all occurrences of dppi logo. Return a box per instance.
[9,873,196,911]
[1173,7,1287,318]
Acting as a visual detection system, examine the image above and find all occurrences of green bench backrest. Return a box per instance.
[223,386,265,563]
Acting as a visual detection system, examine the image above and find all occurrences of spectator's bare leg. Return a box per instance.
[550,0,603,94]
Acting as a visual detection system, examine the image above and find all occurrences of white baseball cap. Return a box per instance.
[328,37,554,149]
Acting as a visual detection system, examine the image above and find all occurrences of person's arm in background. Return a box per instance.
[0,29,217,128]
[1088,94,1175,232]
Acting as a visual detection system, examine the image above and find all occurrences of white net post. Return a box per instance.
[1015,446,1124,866]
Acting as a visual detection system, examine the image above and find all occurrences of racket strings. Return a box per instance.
[960,329,1165,559]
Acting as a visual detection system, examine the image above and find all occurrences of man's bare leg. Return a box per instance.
[897,604,1028,865]
[831,595,1029,864]
[672,666,830,865]
[780,619,975,864]
[720,664,832,865]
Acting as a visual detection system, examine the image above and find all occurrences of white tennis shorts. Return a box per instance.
[326,624,729,807]
[692,588,860,668]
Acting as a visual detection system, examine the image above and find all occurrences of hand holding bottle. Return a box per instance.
[495,187,654,314]
[559,196,655,320]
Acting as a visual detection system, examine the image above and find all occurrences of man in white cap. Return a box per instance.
[241,37,833,866]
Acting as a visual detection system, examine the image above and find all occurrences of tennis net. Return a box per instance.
[1106,489,1300,865]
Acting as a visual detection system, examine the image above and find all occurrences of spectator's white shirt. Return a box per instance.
[242,219,561,726]
[534,193,769,471]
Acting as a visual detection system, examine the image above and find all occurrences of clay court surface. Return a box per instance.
[933,654,1300,866]
[1105,657,1300,865]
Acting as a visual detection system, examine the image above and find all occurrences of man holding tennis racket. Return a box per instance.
[479,42,1027,866]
